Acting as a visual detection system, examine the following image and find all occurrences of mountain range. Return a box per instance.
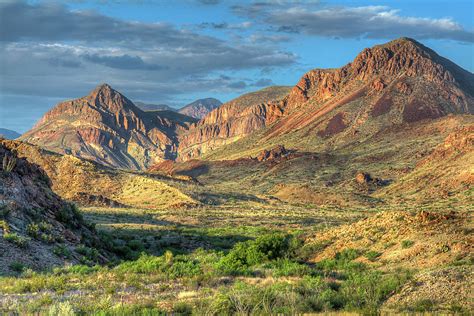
[0,128,20,140]
[19,38,474,170]
[134,98,222,120]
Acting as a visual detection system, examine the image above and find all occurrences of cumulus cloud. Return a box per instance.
[0,0,296,103]
[198,21,253,30]
[265,5,474,43]
[82,54,164,70]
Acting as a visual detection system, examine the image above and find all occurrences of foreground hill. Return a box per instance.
[1,139,199,210]
[178,98,222,119]
[20,84,196,170]
[186,38,474,161]
[178,86,291,160]
[0,143,106,274]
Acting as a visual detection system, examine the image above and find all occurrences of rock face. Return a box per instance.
[20,84,193,169]
[196,38,473,161]
[267,37,473,139]
[178,86,291,160]
[0,143,104,274]
[0,128,20,140]
[178,98,222,119]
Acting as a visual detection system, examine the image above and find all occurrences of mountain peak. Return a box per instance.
[94,83,113,92]
[90,83,118,98]
[178,98,222,119]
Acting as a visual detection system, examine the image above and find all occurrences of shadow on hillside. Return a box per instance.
[83,210,253,256]
[194,191,268,205]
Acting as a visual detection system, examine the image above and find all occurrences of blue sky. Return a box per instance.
[1,0,473,133]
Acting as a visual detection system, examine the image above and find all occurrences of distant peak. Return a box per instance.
[93,83,114,93]
[89,83,124,100]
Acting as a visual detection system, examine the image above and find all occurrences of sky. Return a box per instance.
[0,0,473,133]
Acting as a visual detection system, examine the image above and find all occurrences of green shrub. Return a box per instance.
[76,245,99,263]
[9,261,26,273]
[26,223,40,238]
[117,253,201,279]
[0,204,10,218]
[27,222,55,243]
[401,240,414,249]
[215,233,295,275]
[53,245,72,259]
[341,269,411,313]
[296,240,331,261]
[335,248,361,261]
[318,248,365,273]
[48,301,75,316]
[56,203,84,227]
[365,251,382,262]
[4,232,29,248]
[172,302,193,315]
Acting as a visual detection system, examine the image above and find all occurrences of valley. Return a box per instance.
[0,37,473,314]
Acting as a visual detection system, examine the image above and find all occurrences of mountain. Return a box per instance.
[185,38,473,161]
[178,86,291,160]
[178,98,222,119]
[134,102,175,112]
[0,128,20,139]
[20,84,192,170]
[0,142,106,274]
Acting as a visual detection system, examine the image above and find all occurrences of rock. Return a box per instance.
[255,145,291,162]
[355,172,373,184]
[371,78,386,92]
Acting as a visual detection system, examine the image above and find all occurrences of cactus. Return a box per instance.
[2,154,17,173]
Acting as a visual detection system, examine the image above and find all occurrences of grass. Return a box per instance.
[0,237,412,315]
[0,198,468,313]
[0,200,415,314]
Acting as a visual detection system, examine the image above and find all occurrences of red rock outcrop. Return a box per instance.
[178,86,290,160]
[20,84,194,169]
[184,38,473,161]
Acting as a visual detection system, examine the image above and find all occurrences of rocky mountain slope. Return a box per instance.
[0,128,20,140]
[0,143,106,274]
[184,38,474,161]
[20,84,194,169]
[178,98,222,119]
[178,86,291,160]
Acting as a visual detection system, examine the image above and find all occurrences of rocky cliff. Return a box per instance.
[20,84,193,169]
[177,86,291,160]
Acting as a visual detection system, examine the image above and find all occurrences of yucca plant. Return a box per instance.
[2,154,17,173]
